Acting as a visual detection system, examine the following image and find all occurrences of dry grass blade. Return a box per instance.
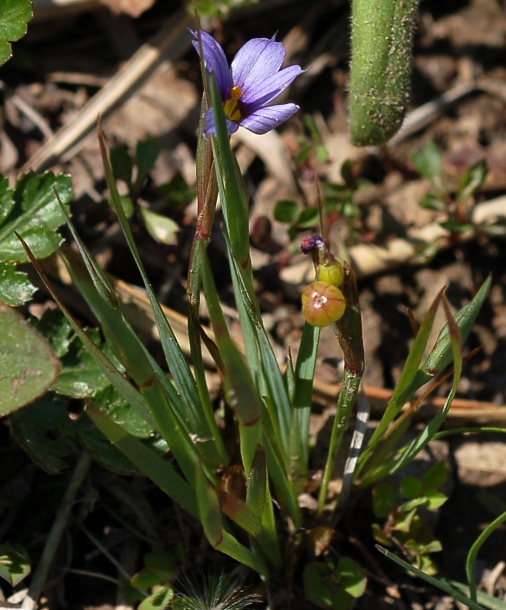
[22,8,193,173]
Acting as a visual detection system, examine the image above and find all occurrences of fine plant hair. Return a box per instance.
[172,570,261,610]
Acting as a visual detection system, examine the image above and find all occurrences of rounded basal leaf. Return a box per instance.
[92,385,154,438]
[0,543,31,587]
[140,208,179,245]
[409,142,443,181]
[0,172,73,263]
[274,199,298,223]
[303,561,358,609]
[372,482,396,518]
[0,304,59,416]
[0,0,32,67]
[138,586,174,610]
[0,261,37,306]
[336,556,367,598]
[9,397,72,474]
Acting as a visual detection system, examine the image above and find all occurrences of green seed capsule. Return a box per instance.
[317,260,344,288]
[302,281,347,327]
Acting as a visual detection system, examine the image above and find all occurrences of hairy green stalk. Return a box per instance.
[349,0,419,145]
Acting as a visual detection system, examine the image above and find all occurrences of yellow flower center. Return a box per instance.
[223,86,243,122]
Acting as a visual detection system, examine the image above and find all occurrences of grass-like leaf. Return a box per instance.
[466,509,506,603]
[98,124,226,468]
[88,406,198,518]
[377,546,488,610]
[290,322,320,483]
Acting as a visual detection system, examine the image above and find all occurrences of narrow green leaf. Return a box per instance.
[209,75,250,267]
[195,465,223,548]
[218,489,262,536]
[360,289,443,462]
[98,125,225,467]
[457,159,487,202]
[57,222,208,480]
[418,276,491,380]
[318,368,361,515]
[202,253,263,473]
[466,509,506,603]
[74,415,138,475]
[377,546,486,610]
[290,322,320,482]
[263,434,301,528]
[87,406,197,517]
[19,237,156,430]
[225,239,292,452]
[384,297,464,476]
[246,447,267,526]
[449,578,506,610]
[216,531,267,575]
[202,254,262,428]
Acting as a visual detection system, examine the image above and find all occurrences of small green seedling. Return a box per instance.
[410,142,501,246]
[304,557,366,609]
[372,461,447,575]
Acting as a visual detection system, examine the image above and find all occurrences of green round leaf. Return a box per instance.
[337,556,367,598]
[0,261,37,306]
[0,543,31,586]
[274,199,298,223]
[0,0,32,67]
[140,208,179,245]
[0,304,59,415]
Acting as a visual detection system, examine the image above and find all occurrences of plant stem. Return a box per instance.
[317,367,361,516]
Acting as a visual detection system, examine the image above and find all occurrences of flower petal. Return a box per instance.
[241,64,304,107]
[204,107,239,136]
[239,103,299,135]
[190,29,232,98]
[231,36,286,95]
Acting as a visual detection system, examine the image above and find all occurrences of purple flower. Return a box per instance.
[191,30,303,135]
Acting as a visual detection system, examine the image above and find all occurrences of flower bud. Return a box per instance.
[302,281,346,327]
[317,260,344,288]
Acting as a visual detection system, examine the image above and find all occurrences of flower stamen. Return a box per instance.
[223,86,243,122]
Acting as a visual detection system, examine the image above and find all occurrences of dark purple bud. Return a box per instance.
[300,233,327,255]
